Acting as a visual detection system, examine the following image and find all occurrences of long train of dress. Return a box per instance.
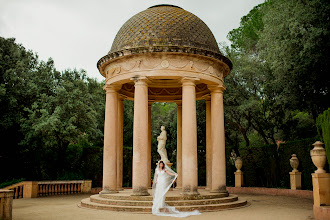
[152,167,201,218]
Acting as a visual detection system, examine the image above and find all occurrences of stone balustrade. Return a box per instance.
[2,180,92,199]
[0,190,13,220]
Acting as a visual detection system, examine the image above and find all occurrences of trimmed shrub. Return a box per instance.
[316,108,330,170]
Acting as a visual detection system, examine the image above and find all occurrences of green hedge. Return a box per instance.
[225,138,324,190]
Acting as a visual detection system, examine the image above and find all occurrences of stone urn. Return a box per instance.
[290,154,299,172]
[235,157,243,172]
[310,141,327,174]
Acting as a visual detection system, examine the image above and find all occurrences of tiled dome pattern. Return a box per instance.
[109,5,221,54]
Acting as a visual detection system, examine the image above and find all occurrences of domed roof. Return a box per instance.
[97,4,232,70]
[110,4,220,54]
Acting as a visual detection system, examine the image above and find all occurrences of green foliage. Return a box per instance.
[277,138,319,190]
[224,0,328,146]
[0,37,105,184]
[239,144,279,187]
[257,0,330,118]
[0,178,26,189]
[316,108,330,170]
[226,138,319,190]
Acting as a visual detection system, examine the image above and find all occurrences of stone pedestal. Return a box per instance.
[312,172,330,220]
[312,173,330,207]
[0,190,13,220]
[23,181,38,198]
[234,171,243,187]
[81,180,92,193]
[289,172,301,190]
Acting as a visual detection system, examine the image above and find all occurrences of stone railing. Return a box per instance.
[0,190,13,220]
[2,180,92,199]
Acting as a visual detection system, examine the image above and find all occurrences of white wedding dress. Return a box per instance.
[152,162,201,217]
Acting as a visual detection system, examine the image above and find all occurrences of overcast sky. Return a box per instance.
[0,0,264,81]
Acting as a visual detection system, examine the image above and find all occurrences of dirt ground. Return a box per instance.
[12,193,314,220]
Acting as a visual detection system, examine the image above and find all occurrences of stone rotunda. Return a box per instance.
[81,4,247,212]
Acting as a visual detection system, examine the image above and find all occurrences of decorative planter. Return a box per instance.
[290,154,299,172]
[235,157,243,172]
[310,141,327,174]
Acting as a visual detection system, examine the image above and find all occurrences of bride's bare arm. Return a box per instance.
[154,171,158,184]
[165,169,178,176]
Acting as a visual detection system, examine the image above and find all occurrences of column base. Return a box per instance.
[99,189,118,194]
[210,186,228,194]
[132,187,150,196]
[181,186,200,195]
[180,191,200,196]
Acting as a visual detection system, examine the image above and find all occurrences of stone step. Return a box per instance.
[99,192,229,201]
[90,194,238,206]
[80,198,247,213]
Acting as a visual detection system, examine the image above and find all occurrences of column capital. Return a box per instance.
[175,101,182,107]
[118,93,126,101]
[207,85,226,93]
[181,77,200,87]
[203,94,211,102]
[103,84,121,93]
[130,76,149,86]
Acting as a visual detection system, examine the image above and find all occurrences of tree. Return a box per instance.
[258,0,330,120]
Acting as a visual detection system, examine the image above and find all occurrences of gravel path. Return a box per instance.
[13,193,314,220]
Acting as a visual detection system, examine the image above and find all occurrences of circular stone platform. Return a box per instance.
[80,189,247,213]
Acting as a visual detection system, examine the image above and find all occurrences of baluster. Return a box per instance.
[46,184,48,196]
[70,184,73,194]
[51,184,54,195]
[39,184,42,196]
[61,184,64,194]
[54,184,58,195]
[43,184,46,196]
[64,184,67,194]
[73,183,77,193]
[19,185,23,198]
[14,187,18,199]
[77,183,81,193]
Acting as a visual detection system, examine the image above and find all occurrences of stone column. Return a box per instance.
[132,77,150,196]
[176,102,182,189]
[181,77,199,195]
[205,97,212,190]
[101,85,120,194]
[117,97,124,190]
[148,102,152,188]
[209,85,227,193]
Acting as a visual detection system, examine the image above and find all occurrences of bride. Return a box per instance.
[152,160,201,217]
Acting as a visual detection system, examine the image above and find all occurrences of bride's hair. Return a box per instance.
[159,161,165,170]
